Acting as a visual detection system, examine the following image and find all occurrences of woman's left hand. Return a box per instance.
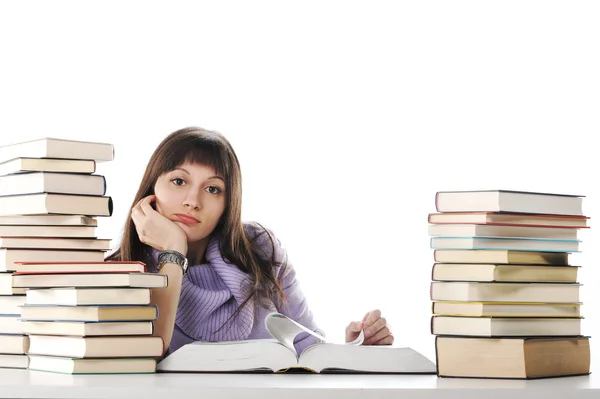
[345,309,394,345]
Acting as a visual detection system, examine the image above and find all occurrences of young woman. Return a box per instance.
[108,127,393,356]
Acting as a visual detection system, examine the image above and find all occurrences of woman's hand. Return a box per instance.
[130,195,188,254]
[345,309,394,345]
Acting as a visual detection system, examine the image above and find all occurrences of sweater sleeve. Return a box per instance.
[246,222,326,354]
[278,262,326,354]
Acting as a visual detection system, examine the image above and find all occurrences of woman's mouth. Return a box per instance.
[174,214,200,225]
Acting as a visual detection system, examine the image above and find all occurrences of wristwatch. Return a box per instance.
[157,250,188,274]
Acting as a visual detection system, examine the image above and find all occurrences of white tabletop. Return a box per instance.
[0,369,598,399]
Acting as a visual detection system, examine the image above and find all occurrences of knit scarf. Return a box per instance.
[150,237,255,342]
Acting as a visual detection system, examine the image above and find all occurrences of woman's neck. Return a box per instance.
[187,237,211,265]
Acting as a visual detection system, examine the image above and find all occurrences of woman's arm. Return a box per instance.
[151,262,183,354]
[278,263,325,353]
[131,195,189,356]
[248,223,325,352]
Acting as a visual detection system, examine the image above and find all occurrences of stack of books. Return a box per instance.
[0,138,165,374]
[428,190,591,379]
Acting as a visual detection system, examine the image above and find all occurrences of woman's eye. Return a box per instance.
[171,178,186,186]
[206,186,222,194]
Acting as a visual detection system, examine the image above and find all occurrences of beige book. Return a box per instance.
[0,273,25,295]
[0,172,106,196]
[430,281,580,303]
[0,157,96,175]
[26,287,150,306]
[435,190,584,216]
[0,354,28,369]
[0,294,26,314]
[0,237,110,250]
[428,212,589,228]
[0,334,29,354]
[431,316,581,336]
[0,193,112,217]
[22,321,153,336]
[436,336,590,379]
[431,263,578,283]
[0,214,97,226]
[0,225,96,238]
[28,356,156,374]
[0,315,23,334]
[0,249,106,272]
[13,272,167,289]
[0,138,114,163]
[433,249,568,265]
[20,305,158,322]
[27,335,164,358]
[432,301,581,318]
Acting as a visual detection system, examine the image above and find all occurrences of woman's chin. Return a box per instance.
[175,223,205,242]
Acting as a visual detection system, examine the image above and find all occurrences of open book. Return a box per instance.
[157,312,436,374]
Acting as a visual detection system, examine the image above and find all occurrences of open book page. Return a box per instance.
[298,344,437,374]
[266,312,436,374]
[156,339,296,372]
[264,312,364,357]
[156,312,435,373]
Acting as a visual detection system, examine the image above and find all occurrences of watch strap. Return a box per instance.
[157,250,188,274]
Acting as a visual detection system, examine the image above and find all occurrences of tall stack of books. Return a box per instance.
[428,190,591,379]
[0,138,165,374]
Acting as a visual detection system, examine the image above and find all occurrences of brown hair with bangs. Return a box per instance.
[107,127,286,322]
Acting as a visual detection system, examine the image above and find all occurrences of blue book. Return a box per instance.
[430,236,580,252]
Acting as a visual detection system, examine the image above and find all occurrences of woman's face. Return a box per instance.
[153,162,227,244]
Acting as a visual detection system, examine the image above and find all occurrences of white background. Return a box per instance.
[1,1,599,365]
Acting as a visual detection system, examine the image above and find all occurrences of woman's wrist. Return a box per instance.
[164,241,187,256]
[158,249,188,275]
[157,262,184,277]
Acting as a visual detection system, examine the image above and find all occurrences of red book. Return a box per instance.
[12,261,146,274]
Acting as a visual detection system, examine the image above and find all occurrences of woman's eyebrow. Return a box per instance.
[208,176,226,183]
[173,167,190,174]
[173,168,225,183]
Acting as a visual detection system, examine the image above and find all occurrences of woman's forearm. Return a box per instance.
[151,263,183,355]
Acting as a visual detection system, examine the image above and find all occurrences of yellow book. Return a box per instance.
[432,301,581,317]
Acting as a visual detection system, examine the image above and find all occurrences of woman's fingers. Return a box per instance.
[373,333,394,345]
[364,325,391,345]
[363,309,381,327]
[139,195,156,215]
[364,317,386,340]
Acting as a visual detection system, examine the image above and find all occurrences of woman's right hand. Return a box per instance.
[131,195,188,255]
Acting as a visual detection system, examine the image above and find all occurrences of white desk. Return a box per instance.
[0,369,597,399]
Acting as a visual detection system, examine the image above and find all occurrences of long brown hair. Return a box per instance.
[108,127,286,315]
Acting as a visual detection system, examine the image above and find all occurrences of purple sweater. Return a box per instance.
[149,223,324,356]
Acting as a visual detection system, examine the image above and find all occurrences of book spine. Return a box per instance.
[435,192,441,212]
[434,336,441,377]
[107,196,114,216]
[151,304,159,321]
